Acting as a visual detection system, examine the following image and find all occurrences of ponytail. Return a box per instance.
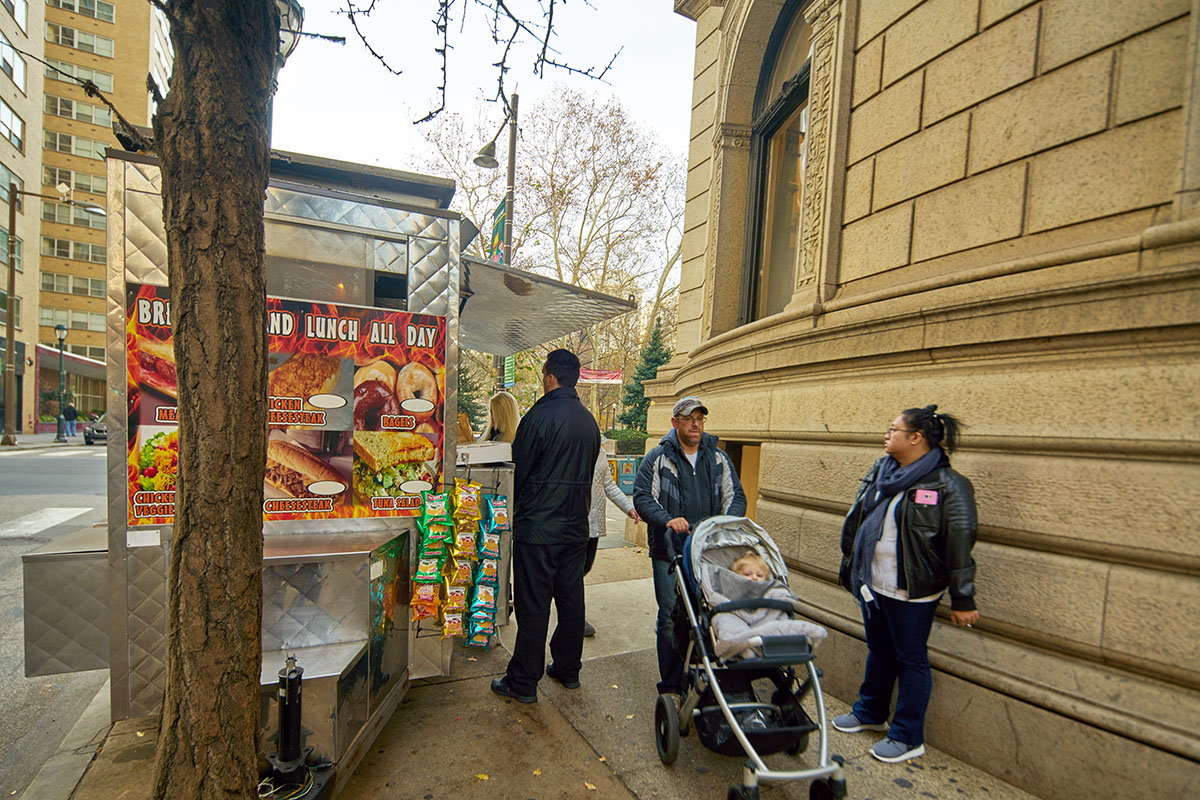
[902,404,964,454]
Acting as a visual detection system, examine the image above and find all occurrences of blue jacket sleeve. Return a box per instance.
[717,449,747,516]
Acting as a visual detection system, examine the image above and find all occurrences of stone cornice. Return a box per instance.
[712,122,752,150]
[674,0,723,21]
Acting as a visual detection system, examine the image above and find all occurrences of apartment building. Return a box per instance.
[0,0,43,435]
[37,0,170,421]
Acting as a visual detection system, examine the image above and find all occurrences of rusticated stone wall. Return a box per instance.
[663,1,1200,797]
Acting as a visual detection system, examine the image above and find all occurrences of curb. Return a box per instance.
[19,679,111,800]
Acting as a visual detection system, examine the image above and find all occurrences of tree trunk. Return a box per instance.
[150,2,276,797]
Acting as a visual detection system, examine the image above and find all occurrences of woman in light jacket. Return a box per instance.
[584,439,639,636]
[479,391,520,444]
[834,404,979,765]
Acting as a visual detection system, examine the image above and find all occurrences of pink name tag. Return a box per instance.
[914,489,939,505]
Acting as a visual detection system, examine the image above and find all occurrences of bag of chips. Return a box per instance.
[470,616,496,636]
[444,582,468,612]
[471,584,496,613]
[441,611,465,638]
[453,478,482,520]
[419,536,447,560]
[444,557,474,587]
[478,528,501,560]
[486,495,510,531]
[422,520,453,544]
[453,525,478,559]
[422,490,452,524]
[465,626,490,648]
[412,582,441,606]
[414,557,442,583]
[412,602,438,621]
[476,558,500,586]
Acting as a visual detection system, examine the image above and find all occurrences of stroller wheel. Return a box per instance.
[809,778,835,800]
[727,787,759,800]
[654,694,680,765]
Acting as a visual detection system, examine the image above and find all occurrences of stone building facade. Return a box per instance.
[651,1,1199,796]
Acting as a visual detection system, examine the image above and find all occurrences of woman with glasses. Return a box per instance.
[833,404,979,764]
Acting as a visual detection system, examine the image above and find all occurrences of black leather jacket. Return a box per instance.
[511,386,601,544]
[839,457,978,611]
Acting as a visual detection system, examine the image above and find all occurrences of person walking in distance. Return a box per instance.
[583,437,640,637]
[834,405,980,764]
[491,349,600,703]
[63,401,78,437]
[633,396,746,695]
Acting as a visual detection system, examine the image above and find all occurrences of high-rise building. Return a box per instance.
[0,0,43,437]
[36,0,171,422]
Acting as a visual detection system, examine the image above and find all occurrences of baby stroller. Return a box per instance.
[654,516,847,799]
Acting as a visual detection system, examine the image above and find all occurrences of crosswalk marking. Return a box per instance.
[0,507,90,538]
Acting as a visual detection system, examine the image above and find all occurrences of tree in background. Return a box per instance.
[618,318,672,432]
[457,353,489,429]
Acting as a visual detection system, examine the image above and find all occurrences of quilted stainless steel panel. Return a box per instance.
[24,552,109,676]
[373,237,405,274]
[266,186,453,240]
[262,559,370,651]
[126,542,168,717]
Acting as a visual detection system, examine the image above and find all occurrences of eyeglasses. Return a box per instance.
[676,415,706,426]
[885,426,916,436]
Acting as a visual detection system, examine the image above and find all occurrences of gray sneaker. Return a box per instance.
[870,738,925,763]
[832,713,887,733]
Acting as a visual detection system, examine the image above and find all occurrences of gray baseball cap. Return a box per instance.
[672,396,708,417]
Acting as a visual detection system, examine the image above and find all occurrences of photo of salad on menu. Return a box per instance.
[125,283,447,526]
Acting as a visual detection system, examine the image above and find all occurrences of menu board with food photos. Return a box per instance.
[125,282,447,526]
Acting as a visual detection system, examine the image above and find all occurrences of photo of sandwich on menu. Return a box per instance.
[352,431,436,502]
[136,338,177,399]
[265,438,349,503]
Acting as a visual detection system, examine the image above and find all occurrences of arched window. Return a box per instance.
[740,1,812,324]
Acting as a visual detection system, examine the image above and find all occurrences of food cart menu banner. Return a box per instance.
[126,283,447,526]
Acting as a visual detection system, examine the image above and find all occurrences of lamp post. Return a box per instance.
[54,323,67,443]
[1,182,105,446]
[474,92,519,390]
[268,0,305,140]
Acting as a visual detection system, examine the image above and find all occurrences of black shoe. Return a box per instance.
[582,620,596,637]
[544,663,580,689]
[491,676,537,703]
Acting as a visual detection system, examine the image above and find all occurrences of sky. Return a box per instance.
[271,1,698,172]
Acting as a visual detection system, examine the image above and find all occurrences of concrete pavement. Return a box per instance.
[52,504,1040,799]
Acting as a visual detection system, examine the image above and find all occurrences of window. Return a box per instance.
[44,58,114,93]
[44,166,107,196]
[42,236,104,263]
[0,29,27,92]
[44,130,107,161]
[0,294,20,328]
[45,94,112,127]
[740,2,812,324]
[42,199,106,230]
[42,271,105,298]
[39,306,103,332]
[0,162,23,210]
[1,0,27,32]
[47,0,115,23]
[46,23,115,58]
[0,226,22,271]
[0,98,24,151]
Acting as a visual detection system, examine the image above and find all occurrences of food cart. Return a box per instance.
[22,149,634,791]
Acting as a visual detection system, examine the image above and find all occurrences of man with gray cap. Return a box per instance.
[633,395,746,695]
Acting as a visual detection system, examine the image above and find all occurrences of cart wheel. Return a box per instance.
[654,694,680,765]
[809,779,835,800]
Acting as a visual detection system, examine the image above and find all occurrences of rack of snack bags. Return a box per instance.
[411,478,510,648]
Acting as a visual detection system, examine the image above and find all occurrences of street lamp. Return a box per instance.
[2,182,105,446]
[268,0,305,140]
[474,92,518,390]
[54,323,67,443]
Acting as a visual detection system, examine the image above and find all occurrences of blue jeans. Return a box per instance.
[65,419,76,436]
[652,557,684,694]
[852,593,940,746]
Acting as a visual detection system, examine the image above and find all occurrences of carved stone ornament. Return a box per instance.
[714,122,753,151]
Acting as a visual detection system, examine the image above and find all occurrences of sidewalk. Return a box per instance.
[0,430,93,451]
[52,514,1039,799]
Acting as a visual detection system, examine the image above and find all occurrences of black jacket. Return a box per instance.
[633,429,746,561]
[511,386,601,544]
[839,457,979,611]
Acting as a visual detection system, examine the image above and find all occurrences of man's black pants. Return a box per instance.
[505,538,588,695]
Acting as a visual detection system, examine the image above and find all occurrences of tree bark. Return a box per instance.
[150,2,276,797]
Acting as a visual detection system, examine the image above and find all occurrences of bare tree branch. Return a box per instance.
[338,1,404,76]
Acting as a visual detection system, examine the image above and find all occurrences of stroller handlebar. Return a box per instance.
[710,598,800,616]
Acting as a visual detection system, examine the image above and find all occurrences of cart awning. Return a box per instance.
[459,257,636,356]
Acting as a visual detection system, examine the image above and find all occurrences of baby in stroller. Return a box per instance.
[709,551,828,661]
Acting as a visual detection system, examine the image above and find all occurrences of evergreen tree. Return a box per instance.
[618,319,672,432]
[458,354,490,429]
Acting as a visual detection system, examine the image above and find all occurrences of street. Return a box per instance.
[0,447,109,798]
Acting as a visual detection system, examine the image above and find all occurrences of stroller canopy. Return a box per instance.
[683,516,790,598]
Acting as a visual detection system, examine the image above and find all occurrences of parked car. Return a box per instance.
[84,413,107,446]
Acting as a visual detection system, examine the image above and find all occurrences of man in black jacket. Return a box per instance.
[633,396,746,694]
[492,349,601,704]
